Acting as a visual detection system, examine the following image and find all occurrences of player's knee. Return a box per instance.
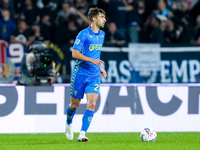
[87,101,96,110]
[71,102,80,110]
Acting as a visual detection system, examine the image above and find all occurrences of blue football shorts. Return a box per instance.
[70,73,101,99]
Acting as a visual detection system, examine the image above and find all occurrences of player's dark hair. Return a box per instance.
[88,7,105,22]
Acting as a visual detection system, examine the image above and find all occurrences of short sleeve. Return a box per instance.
[73,30,87,52]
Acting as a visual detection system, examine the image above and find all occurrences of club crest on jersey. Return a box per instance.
[75,39,80,45]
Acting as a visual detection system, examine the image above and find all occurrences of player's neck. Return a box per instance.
[90,24,99,33]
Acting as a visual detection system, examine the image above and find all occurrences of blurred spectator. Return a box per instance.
[76,0,90,26]
[192,28,200,45]
[180,14,193,44]
[0,9,16,42]
[87,0,99,7]
[96,0,110,18]
[36,0,45,10]
[13,0,24,14]
[75,8,90,28]
[136,0,150,43]
[105,22,126,46]
[149,14,164,44]
[10,19,34,46]
[54,18,79,45]
[12,0,25,23]
[56,0,90,28]
[41,0,62,24]
[56,1,76,24]
[40,14,53,43]
[191,15,200,44]
[21,0,39,26]
[53,16,68,45]
[43,0,62,11]
[109,0,128,38]
[189,0,200,21]
[66,20,79,44]
[171,13,193,44]
[164,18,180,43]
[145,0,159,15]
[1,0,200,48]
[75,0,89,12]
[155,0,171,17]
[123,0,139,43]
[137,0,148,28]
[29,23,50,45]
[173,0,190,19]
[0,0,15,18]
[194,14,200,30]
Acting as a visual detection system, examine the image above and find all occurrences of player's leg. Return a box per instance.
[66,74,85,140]
[66,97,81,140]
[67,97,81,125]
[77,93,99,142]
[77,76,100,142]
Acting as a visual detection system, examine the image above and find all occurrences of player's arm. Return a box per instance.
[100,63,107,78]
[72,49,104,66]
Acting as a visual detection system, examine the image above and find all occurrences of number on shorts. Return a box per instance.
[94,84,99,91]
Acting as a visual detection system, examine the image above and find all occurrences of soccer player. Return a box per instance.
[65,7,107,142]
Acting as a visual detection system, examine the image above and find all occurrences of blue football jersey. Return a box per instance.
[72,26,105,76]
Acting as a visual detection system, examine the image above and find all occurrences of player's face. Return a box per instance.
[96,13,106,28]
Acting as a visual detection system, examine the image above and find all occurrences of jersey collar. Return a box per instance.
[87,26,100,36]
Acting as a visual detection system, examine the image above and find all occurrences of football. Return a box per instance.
[140,128,157,142]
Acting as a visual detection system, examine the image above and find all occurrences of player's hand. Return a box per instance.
[91,59,104,66]
[101,68,107,78]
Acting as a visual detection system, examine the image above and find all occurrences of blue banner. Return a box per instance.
[2,43,200,83]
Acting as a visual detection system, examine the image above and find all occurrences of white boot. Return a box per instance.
[65,123,73,140]
[77,131,88,142]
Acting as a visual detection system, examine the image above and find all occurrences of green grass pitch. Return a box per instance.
[0,132,200,150]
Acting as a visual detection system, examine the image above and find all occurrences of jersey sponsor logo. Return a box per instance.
[89,44,102,51]
[75,39,80,45]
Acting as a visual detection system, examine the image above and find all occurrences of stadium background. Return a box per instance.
[0,0,200,136]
